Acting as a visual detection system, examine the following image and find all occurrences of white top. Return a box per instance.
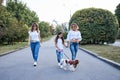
[66,30,82,42]
[56,38,64,50]
[28,31,40,41]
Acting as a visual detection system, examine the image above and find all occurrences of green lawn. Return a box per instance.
[81,45,120,63]
[0,35,52,55]
[0,42,28,55]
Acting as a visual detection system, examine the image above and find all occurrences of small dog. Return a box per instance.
[60,59,79,71]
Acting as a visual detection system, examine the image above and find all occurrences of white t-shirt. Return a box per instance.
[28,31,40,41]
[66,30,82,41]
[56,38,64,50]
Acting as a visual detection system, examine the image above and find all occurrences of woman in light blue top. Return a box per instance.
[28,22,41,66]
[66,23,82,60]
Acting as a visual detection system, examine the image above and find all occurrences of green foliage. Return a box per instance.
[117,28,120,39]
[55,25,64,34]
[69,8,119,44]
[0,4,29,44]
[0,5,15,43]
[115,3,120,28]
[63,32,68,39]
[0,0,52,45]
[6,0,39,26]
[0,0,3,5]
[39,21,51,38]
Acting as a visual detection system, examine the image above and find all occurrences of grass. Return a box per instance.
[0,42,28,55]
[0,35,53,55]
[81,44,120,63]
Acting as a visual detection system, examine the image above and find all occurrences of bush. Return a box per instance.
[117,28,120,39]
[39,21,51,38]
[55,25,64,34]
[69,8,119,44]
[115,3,120,28]
[63,32,68,39]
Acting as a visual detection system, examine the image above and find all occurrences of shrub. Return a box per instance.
[117,28,120,39]
[69,8,119,44]
[63,32,68,39]
[115,3,120,28]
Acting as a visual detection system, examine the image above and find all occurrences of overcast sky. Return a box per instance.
[4,0,120,24]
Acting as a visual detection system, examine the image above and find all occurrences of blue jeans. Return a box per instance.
[70,42,79,60]
[56,50,63,63]
[30,42,40,62]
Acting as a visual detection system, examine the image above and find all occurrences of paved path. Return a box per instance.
[109,41,120,47]
[0,36,120,80]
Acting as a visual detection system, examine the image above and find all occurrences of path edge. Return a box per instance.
[79,47,120,70]
[0,46,28,57]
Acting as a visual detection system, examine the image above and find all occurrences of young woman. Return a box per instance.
[28,22,41,66]
[66,23,82,60]
[55,32,66,67]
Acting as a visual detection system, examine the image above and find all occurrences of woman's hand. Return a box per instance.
[64,43,69,48]
[71,39,80,43]
[71,39,77,42]
[58,48,62,52]
[28,42,30,46]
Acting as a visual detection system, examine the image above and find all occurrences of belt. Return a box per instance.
[30,40,39,42]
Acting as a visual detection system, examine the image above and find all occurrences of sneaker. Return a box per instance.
[58,63,60,67]
[33,62,37,66]
[60,65,63,68]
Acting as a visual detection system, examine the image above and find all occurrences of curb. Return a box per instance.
[79,47,120,70]
[0,46,28,57]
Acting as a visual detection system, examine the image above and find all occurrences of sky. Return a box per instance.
[4,0,120,24]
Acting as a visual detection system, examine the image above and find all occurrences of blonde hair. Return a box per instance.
[70,23,79,30]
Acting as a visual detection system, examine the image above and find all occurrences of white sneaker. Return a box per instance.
[58,63,61,66]
[60,65,63,68]
[33,62,37,66]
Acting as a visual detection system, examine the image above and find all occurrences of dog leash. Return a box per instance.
[63,53,70,59]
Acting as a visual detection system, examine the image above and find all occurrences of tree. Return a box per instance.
[0,5,29,44]
[69,8,119,44]
[6,0,39,26]
[39,21,51,38]
[117,28,120,39]
[115,3,120,28]
[55,25,64,34]
[0,5,15,43]
[0,0,3,5]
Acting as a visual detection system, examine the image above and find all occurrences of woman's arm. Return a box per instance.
[55,42,60,50]
[38,31,41,42]
[28,31,31,46]
[76,31,82,43]
[66,31,70,46]
[28,35,30,46]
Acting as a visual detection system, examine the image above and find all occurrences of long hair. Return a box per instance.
[31,22,39,32]
[55,32,64,44]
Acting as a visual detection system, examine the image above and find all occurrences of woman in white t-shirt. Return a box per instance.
[55,32,66,67]
[28,22,41,66]
[66,23,82,60]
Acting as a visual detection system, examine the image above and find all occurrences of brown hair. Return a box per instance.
[55,32,64,44]
[31,22,39,32]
